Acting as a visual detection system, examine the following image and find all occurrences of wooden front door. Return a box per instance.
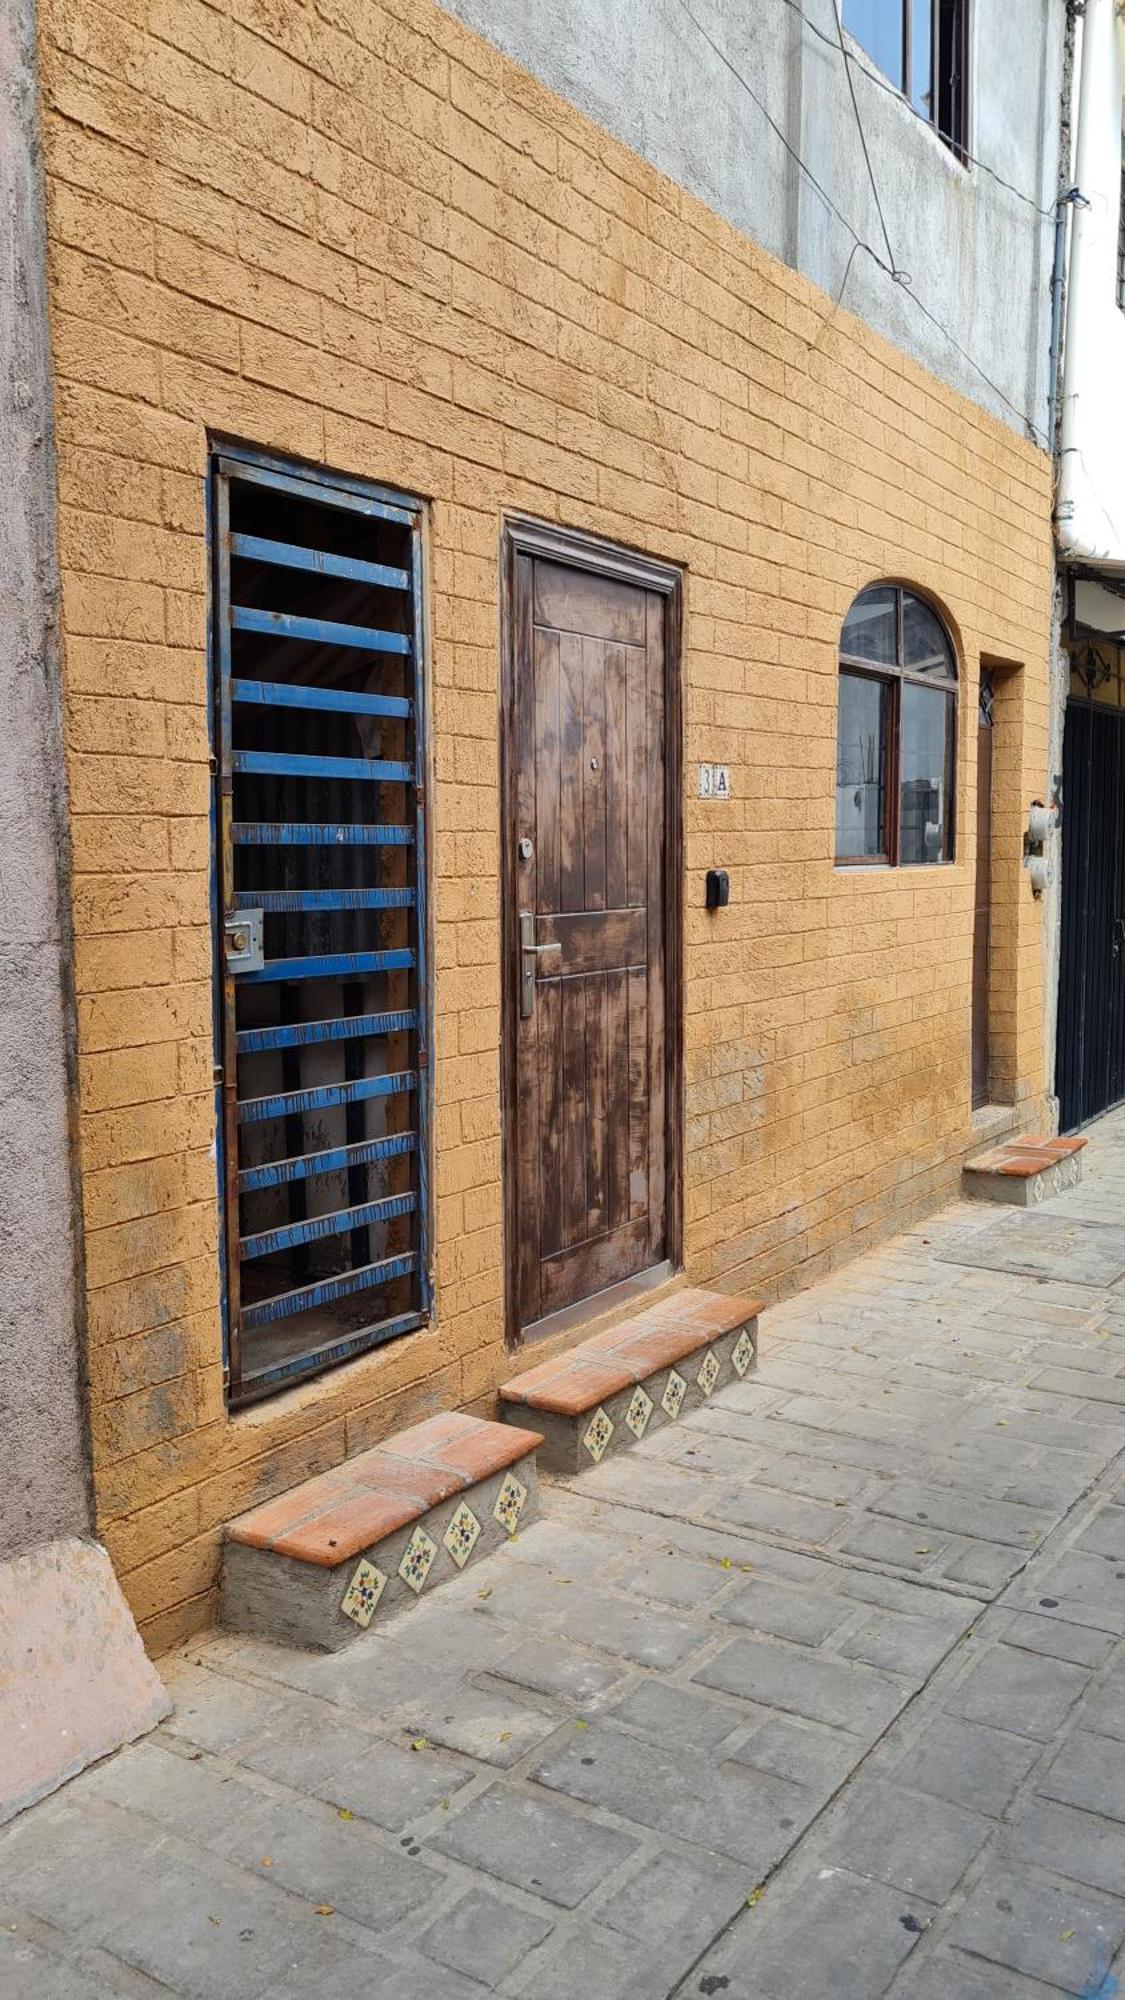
[503,526,681,1339]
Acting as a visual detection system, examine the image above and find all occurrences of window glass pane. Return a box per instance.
[842,0,905,88]
[841,585,897,665]
[910,0,933,117]
[836,672,888,859]
[900,682,954,863]
[902,591,955,678]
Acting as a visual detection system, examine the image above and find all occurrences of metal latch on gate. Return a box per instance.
[223,908,265,973]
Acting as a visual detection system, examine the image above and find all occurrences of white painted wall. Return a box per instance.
[1057,0,1125,562]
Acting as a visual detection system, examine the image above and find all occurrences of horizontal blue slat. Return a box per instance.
[238,1309,425,1395]
[241,1189,418,1261]
[231,678,411,721]
[232,822,413,846]
[236,1009,416,1055]
[230,533,410,594]
[238,1130,416,1192]
[221,455,416,527]
[240,1252,418,1330]
[238,1068,416,1125]
[233,887,415,914]
[236,947,414,986]
[232,749,413,785]
[231,604,410,655]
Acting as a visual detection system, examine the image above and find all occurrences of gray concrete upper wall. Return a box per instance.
[440,0,1063,443]
[0,0,91,1554]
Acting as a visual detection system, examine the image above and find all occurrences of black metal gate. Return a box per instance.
[1056,698,1125,1130]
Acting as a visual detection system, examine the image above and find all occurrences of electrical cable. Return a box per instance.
[672,0,1050,446]
[829,0,902,276]
[772,0,1057,220]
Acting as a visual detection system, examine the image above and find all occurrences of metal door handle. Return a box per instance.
[519,910,561,1018]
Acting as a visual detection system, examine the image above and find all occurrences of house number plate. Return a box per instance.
[698,763,732,799]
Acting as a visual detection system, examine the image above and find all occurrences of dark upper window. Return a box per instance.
[842,0,968,157]
[836,585,957,867]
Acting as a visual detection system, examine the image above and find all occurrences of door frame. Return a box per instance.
[498,517,684,1349]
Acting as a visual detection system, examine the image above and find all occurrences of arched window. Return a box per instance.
[836,584,957,866]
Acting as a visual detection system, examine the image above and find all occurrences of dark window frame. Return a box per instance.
[842,0,970,160]
[836,585,958,869]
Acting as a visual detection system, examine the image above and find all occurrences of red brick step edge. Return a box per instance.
[499,1286,763,1418]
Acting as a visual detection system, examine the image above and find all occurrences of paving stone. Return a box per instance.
[531,1720,814,1865]
[711,1483,847,1544]
[75,1741,265,1848]
[693,1635,908,1737]
[508,1921,646,1998]
[742,1451,874,1505]
[1077,1506,1125,1561]
[719,1577,851,1646]
[427,1787,638,1907]
[940,1213,1125,1286]
[487,1637,626,1707]
[597,1847,748,1952]
[415,1887,553,1985]
[236,1710,470,1830]
[730,1713,862,1795]
[396,1687,563,1768]
[1009,1800,1125,1901]
[947,1863,1125,1992]
[870,1479,1049,1549]
[99,1852,353,2000]
[945,1644,1089,1740]
[821,1780,989,1900]
[835,1608,967,1678]
[891,1717,1040,1816]
[216,1796,440,1928]
[161,1665,293,1754]
[689,1865,934,1999]
[837,1516,956,1572]
[1082,1675,1125,1741]
[895,1948,1064,1998]
[1003,1612,1116,1669]
[1039,1730,1125,1821]
[611,1551,730,1610]
[941,1541,1025,1592]
[0,1934,143,2000]
[607,1678,754,1751]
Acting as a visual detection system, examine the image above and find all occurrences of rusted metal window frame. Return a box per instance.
[208,441,432,1408]
[836,584,958,869]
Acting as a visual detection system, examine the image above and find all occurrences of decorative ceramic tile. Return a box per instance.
[625,1386,653,1439]
[1051,1164,1065,1196]
[398,1526,438,1595]
[583,1406,614,1462]
[340,1558,387,1630]
[732,1328,755,1378]
[696,1349,720,1397]
[493,1471,528,1535]
[442,1501,482,1570]
[1032,1174,1045,1203]
[662,1370,686,1419]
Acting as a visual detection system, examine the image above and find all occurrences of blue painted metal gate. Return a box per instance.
[210,447,430,1405]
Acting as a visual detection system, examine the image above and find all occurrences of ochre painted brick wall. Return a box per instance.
[36,0,1055,1648]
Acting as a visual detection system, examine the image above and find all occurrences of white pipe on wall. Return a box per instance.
[1056,0,1125,563]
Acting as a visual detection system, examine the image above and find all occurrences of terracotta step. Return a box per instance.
[963,1133,1086,1207]
[499,1287,761,1473]
[222,1413,543,1652]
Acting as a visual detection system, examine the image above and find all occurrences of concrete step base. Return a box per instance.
[499,1286,761,1474]
[222,1414,543,1653]
[963,1134,1086,1207]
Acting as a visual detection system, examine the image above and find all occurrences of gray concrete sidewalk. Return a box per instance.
[8,1116,1125,1999]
